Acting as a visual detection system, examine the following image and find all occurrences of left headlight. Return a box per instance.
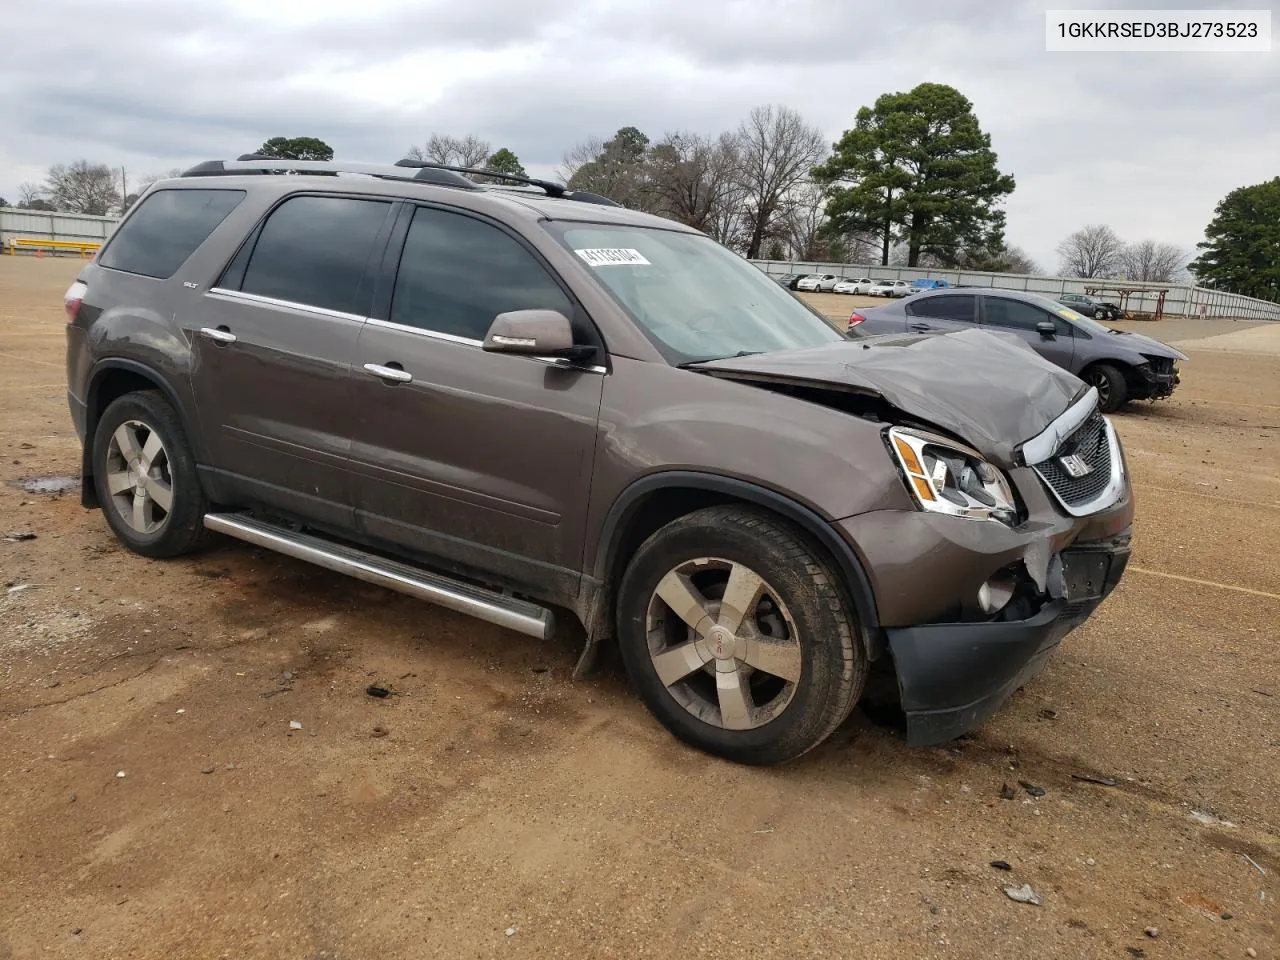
[887,426,1018,525]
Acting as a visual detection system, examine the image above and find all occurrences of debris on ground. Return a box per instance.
[505,927,516,937]
[1000,782,1017,800]
[1004,883,1041,906]
[990,860,1012,871]
[1037,708,1058,719]
[1242,853,1266,876]
[371,725,389,738]
[1019,780,1047,797]
[201,765,215,775]
[365,685,391,698]
[1253,688,1274,697]
[1189,810,1237,828]
[1126,948,1146,959]
[289,720,303,730]
[1246,949,1256,958]
[1071,773,1118,787]
[116,771,126,778]
[278,671,294,685]
[7,583,31,594]
[1145,926,1159,938]
[3,531,36,542]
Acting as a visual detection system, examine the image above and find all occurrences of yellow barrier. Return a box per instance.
[5,237,102,258]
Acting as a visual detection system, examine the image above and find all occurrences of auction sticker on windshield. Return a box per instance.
[575,248,651,267]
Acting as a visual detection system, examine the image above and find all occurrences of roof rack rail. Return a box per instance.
[392,159,621,207]
[176,158,623,207]
[179,158,480,189]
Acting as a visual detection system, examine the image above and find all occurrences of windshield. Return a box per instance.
[549,224,849,364]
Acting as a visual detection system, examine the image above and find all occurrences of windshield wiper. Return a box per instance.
[678,350,763,368]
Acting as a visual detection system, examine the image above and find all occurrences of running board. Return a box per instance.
[203,512,555,640]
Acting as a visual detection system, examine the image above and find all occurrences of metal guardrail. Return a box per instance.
[5,237,102,257]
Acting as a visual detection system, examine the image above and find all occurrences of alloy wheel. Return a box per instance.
[104,419,174,535]
[1087,370,1112,407]
[645,557,802,730]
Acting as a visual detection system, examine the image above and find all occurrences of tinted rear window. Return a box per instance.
[100,189,245,279]
[238,196,391,316]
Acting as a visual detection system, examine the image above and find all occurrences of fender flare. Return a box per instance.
[80,358,201,508]
[584,471,882,665]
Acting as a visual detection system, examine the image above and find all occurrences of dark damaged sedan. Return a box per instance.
[66,158,1133,765]
[852,287,1185,413]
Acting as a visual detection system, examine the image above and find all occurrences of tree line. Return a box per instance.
[5,97,1274,299]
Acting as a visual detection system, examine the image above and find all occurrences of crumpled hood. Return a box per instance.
[695,328,1087,466]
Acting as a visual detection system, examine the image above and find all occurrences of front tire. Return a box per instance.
[1084,363,1129,413]
[92,390,209,558]
[616,506,867,765]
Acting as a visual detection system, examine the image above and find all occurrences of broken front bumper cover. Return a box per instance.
[886,533,1131,746]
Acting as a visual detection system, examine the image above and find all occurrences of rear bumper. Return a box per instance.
[886,533,1131,746]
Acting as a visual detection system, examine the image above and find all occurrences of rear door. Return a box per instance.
[977,295,1077,371]
[346,203,605,601]
[903,293,978,334]
[186,193,396,526]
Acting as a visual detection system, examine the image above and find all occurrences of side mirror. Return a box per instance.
[482,310,596,361]
[1035,321,1057,338]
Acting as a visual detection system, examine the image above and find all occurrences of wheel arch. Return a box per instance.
[80,360,200,509]
[575,472,883,676]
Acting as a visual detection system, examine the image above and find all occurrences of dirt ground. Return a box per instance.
[2,256,1277,960]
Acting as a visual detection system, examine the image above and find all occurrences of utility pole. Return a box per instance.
[120,166,127,215]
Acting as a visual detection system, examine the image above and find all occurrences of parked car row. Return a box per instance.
[775,273,956,298]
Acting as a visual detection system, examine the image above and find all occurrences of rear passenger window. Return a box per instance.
[391,206,574,341]
[239,196,391,317]
[100,189,244,279]
[907,294,976,323]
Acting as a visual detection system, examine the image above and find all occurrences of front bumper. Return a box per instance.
[885,533,1130,745]
[1134,365,1180,400]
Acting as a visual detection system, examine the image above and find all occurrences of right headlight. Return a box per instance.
[887,426,1018,525]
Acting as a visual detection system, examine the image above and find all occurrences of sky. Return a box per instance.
[1,0,1276,270]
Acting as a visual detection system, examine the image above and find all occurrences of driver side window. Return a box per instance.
[983,297,1071,335]
[391,207,576,342]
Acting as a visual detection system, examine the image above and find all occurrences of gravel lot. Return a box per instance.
[2,257,1277,960]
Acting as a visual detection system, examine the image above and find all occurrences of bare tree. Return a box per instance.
[405,134,492,171]
[18,182,43,206]
[783,181,829,261]
[647,131,739,233]
[1118,239,1186,282]
[732,105,827,260]
[1056,224,1124,278]
[43,161,121,215]
[557,137,605,185]
[998,245,1040,275]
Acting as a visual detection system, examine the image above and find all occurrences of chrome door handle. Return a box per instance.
[362,362,413,384]
[200,326,237,344]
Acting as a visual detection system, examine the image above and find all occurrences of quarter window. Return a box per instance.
[100,189,245,279]
[238,196,391,316]
[390,206,575,341]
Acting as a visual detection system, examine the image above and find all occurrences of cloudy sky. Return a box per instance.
[1,0,1275,269]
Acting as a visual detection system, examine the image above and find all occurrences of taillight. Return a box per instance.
[64,281,86,323]
[848,312,865,326]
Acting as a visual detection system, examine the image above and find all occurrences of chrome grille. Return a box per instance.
[1033,411,1112,506]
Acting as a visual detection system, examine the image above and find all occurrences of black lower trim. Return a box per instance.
[888,534,1130,746]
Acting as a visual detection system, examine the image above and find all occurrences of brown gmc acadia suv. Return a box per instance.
[64,157,1134,765]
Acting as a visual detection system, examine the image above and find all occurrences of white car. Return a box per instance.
[795,274,837,292]
[868,279,913,298]
[833,277,874,294]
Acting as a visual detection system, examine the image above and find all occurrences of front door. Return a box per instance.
[185,193,395,526]
[347,204,605,602]
[977,295,1077,371]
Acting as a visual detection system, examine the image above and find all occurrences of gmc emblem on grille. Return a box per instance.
[1058,453,1093,478]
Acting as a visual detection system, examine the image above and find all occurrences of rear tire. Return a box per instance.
[616,505,867,765]
[1084,363,1128,413]
[92,390,210,558]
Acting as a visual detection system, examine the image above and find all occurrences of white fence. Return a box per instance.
[752,259,1280,322]
[0,208,118,248]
